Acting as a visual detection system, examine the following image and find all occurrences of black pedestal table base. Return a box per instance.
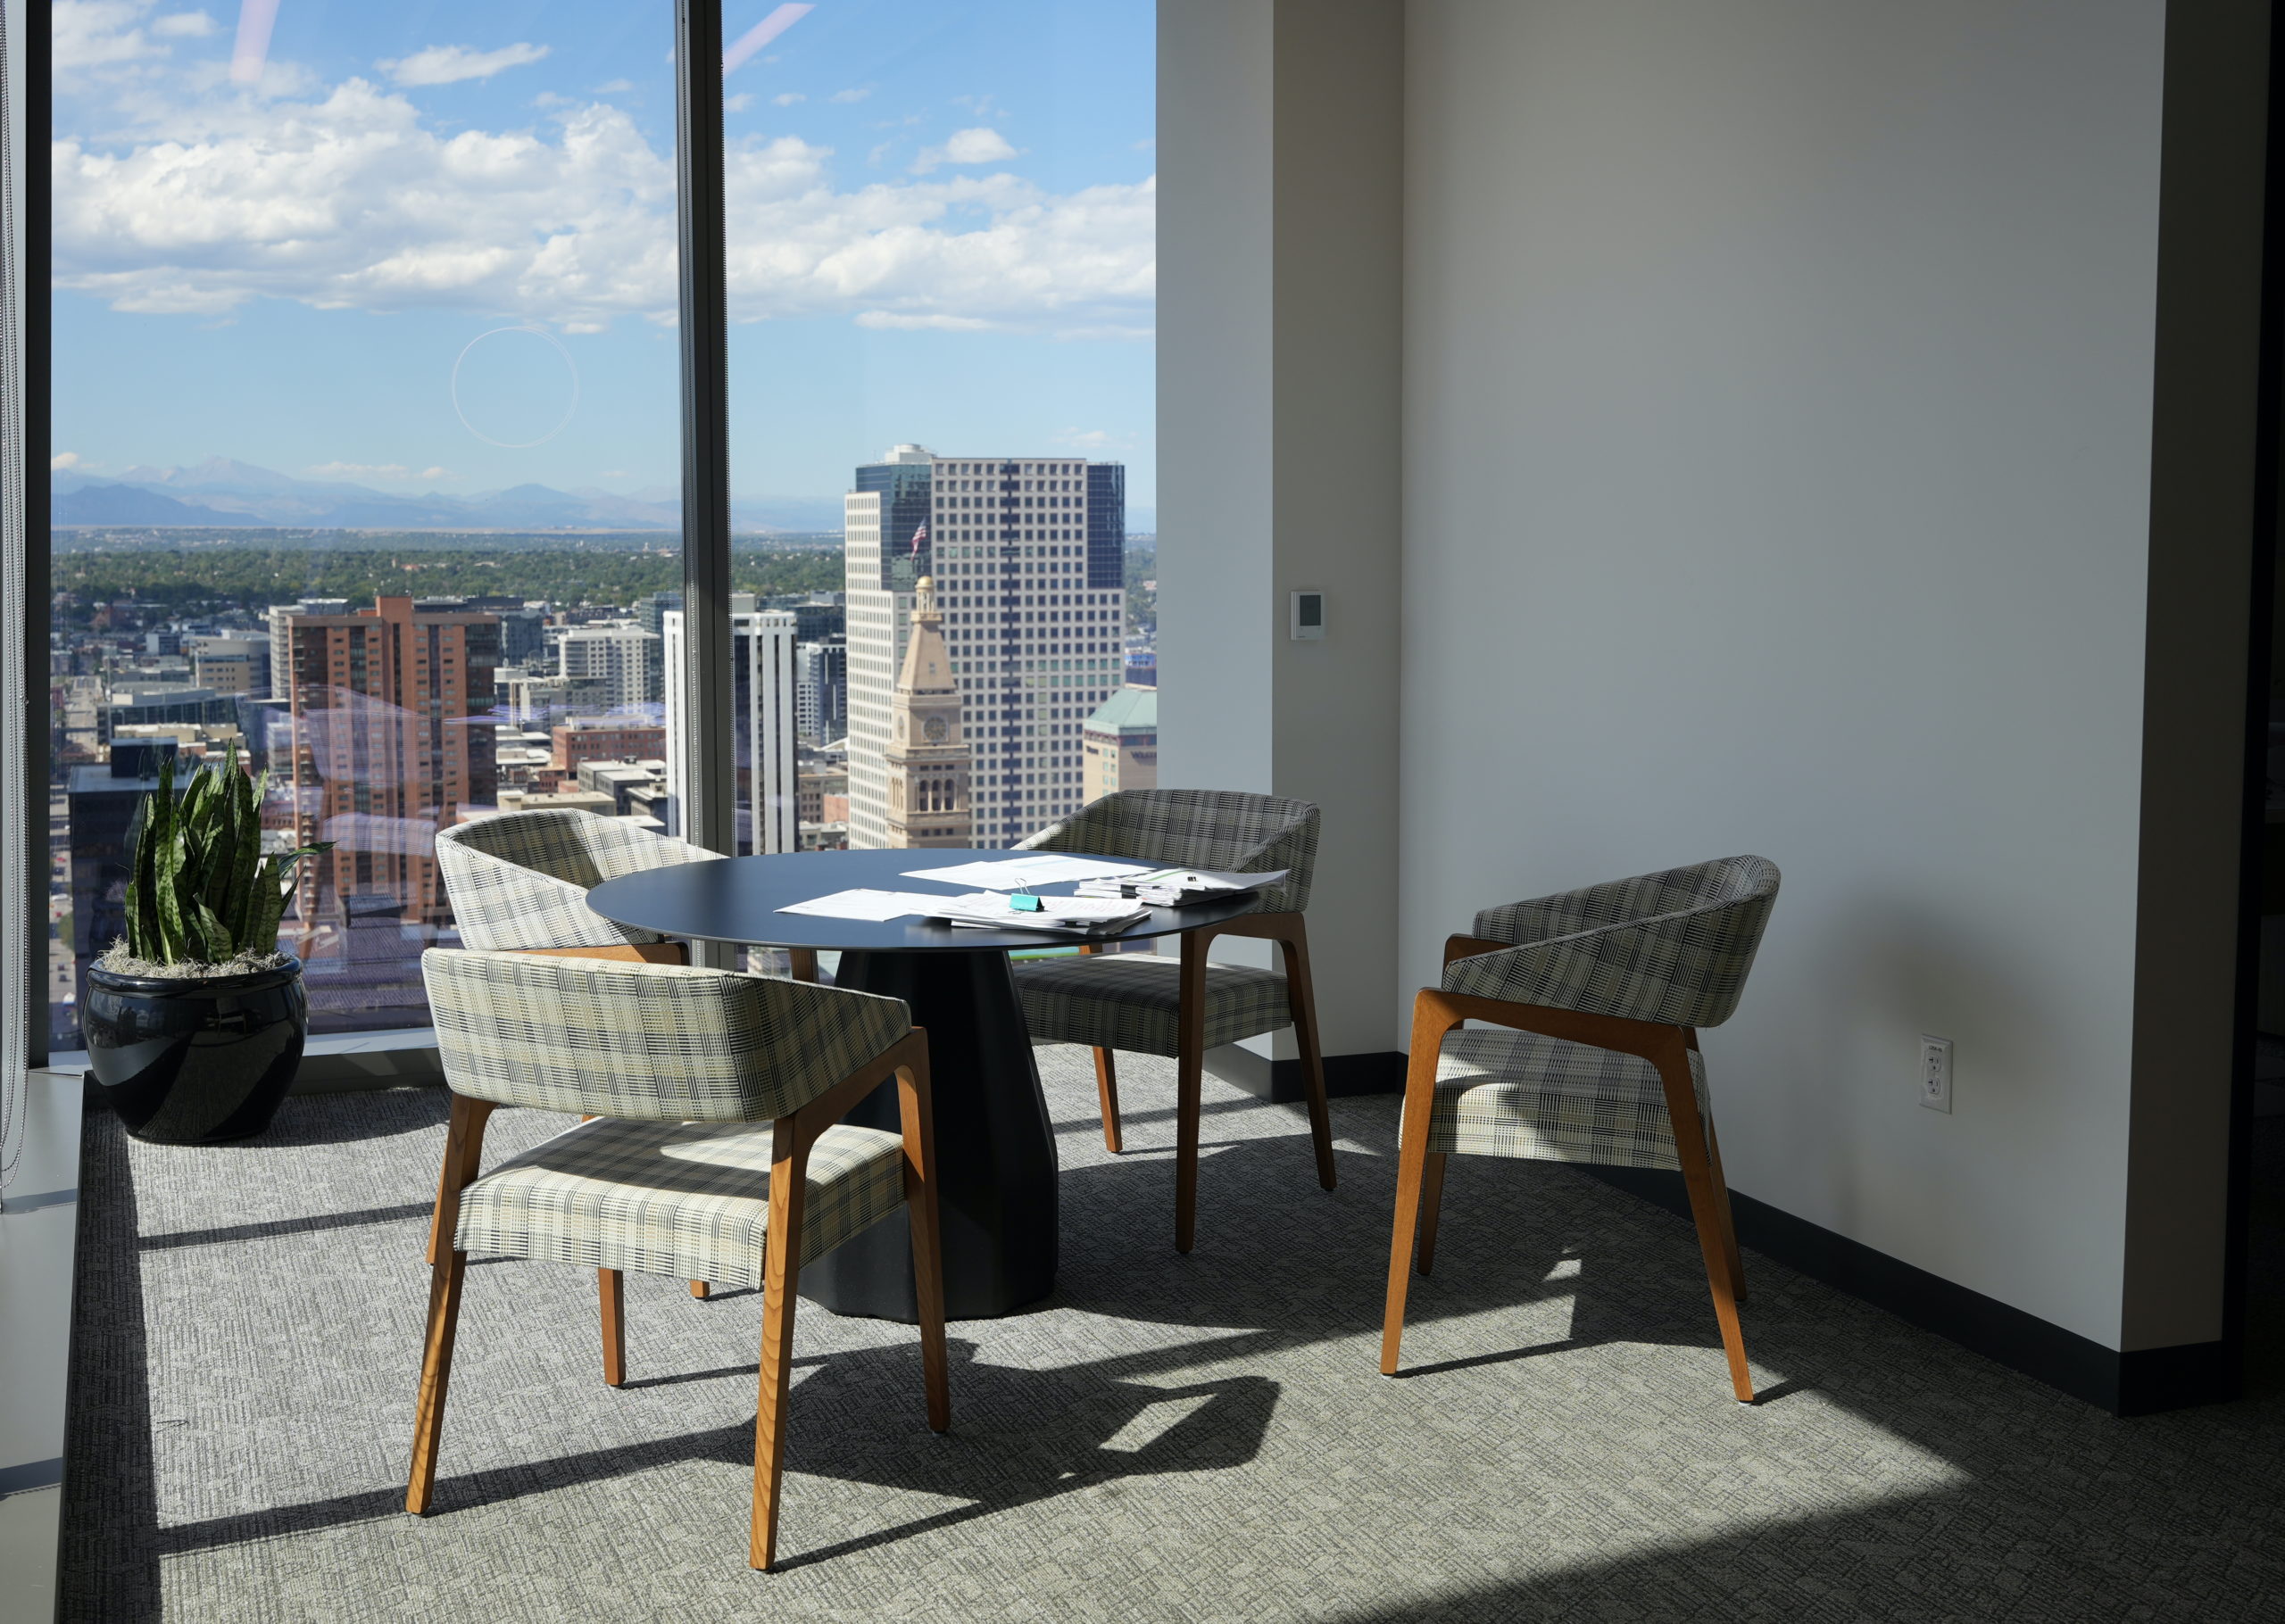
[803,948,1059,1322]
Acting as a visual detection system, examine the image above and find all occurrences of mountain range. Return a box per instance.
[50,458,847,534]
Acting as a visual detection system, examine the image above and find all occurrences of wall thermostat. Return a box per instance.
[1290,590,1325,641]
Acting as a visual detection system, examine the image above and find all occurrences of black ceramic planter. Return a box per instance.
[83,957,308,1145]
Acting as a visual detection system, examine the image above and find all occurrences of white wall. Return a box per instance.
[1162,0,1405,1059]
[1400,0,2245,1349]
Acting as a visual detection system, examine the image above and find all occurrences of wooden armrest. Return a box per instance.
[1424,989,1685,1066]
[509,942,688,965]
[1442,934,1509,966]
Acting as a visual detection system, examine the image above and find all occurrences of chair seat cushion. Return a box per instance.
[1420,1029,1709,1170]
[455,1117,905,1288]
[1011,953,1292,1057]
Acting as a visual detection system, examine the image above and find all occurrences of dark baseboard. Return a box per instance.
[1584,1165,2239,1418]
[1205,1046,1408,1104]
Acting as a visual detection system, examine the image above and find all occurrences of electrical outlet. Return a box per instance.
[1919,1034,1953,1114]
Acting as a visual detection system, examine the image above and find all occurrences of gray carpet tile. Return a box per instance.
[60,1048,2285,1622]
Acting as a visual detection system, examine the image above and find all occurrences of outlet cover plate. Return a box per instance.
[1920,1034,1953,1114]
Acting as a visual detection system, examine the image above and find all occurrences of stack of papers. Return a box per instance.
[774,887,1151,936]
[902,856,1154,891]
[1075,866,1286,906]
[923,891,1151,936]
[777,890,957,922]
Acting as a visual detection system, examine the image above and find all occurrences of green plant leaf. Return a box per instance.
[189,899,233,964]
[124,796,156,959]
[224,760,263,949]
[250,857,287,955]
[148,755,187,963]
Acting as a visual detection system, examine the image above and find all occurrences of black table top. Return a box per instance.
[586,848,1262,954]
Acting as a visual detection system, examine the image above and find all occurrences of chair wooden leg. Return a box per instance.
[1383,995,1460,1374]
[1703,1112,1747,1305]
[599,1269,627,1388]
[1092,1048,1124,1155]
[1656,1046,1755,1404]
[1173,1041,1204,1254]
[406,1248,468,1514]
[751,1123,811,1571]
[1371,990,1462,1370]
[424,1104,488,1266]
[1414,1152,1448,1276]
[1275,923,1338,1191]
[408,1094,488,1515]
[691,1280,711,1299]
[787,949,818,984]
[896,1042,951,1433]
[1173,935,1209,1255]
[1075,944,1123,1154]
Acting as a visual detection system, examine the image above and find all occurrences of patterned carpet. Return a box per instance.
[61,1047,2285,1622]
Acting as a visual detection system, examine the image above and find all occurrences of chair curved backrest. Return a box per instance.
[1018,789,1320,913]
[435,808,715,950]
[421,949,911,1123]
[1445,855,1779,1028]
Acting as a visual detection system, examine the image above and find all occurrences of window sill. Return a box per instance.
[45,1027,444,1095]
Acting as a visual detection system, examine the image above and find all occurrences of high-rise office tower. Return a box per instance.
[844,445,1125,848]
[661,606,800,854]
[796,636,847,742]
[882,579,972,849]
[555,618,661,709]
[282,595,500,933]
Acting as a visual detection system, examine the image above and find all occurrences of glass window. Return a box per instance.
[722,0,1155,852]
[49,4,680,1044]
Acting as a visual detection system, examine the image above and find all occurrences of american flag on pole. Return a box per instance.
[910,522,929,557]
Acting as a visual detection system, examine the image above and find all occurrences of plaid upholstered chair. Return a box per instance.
[407,949,946,1572]
[1010,789,1335,1253]
[1379,856,1780,1403]
[433,808,717,963]
[431,808,744,1297]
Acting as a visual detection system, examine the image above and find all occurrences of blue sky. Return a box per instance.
[49,0,1156,509]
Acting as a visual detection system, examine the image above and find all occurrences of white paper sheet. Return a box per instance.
[901,856,1155,890]
[775,889,951,922]
[926,891,1149,925]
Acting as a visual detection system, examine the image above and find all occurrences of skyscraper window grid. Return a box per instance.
[843,450,1127,849]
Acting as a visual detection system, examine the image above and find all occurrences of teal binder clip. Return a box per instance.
[1010,892,1044,912]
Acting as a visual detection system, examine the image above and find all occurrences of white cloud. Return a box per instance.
[724,93,753,113]
[419,466,453,480]
[152,10,217,38]
[379,43,550,87]
[828,87,870,104]
[54,1,160,70]
[1054,428,1117,451]
[773,92,805,106]
[913,127,1019,175]
[52,452,83,470]
[53,74,1155,337]
[594,79,635,94]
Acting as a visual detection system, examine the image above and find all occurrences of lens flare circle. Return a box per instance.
[450,325,581,450]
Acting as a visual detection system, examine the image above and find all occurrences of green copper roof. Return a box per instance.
[1083,684,1156,733]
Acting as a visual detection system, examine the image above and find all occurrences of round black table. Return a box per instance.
[585,849,1259,1322]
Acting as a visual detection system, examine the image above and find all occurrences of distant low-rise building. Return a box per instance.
[551,718,668,775]
[557,619,661,708]
[1082,685,1157,804]
[190,634,271,698]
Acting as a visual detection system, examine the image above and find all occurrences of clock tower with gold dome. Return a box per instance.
[884,576,973,848]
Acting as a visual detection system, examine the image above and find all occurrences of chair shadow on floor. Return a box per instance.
[141,1334,1278,1576]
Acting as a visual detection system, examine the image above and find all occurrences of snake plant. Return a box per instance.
[121,744,334,968]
